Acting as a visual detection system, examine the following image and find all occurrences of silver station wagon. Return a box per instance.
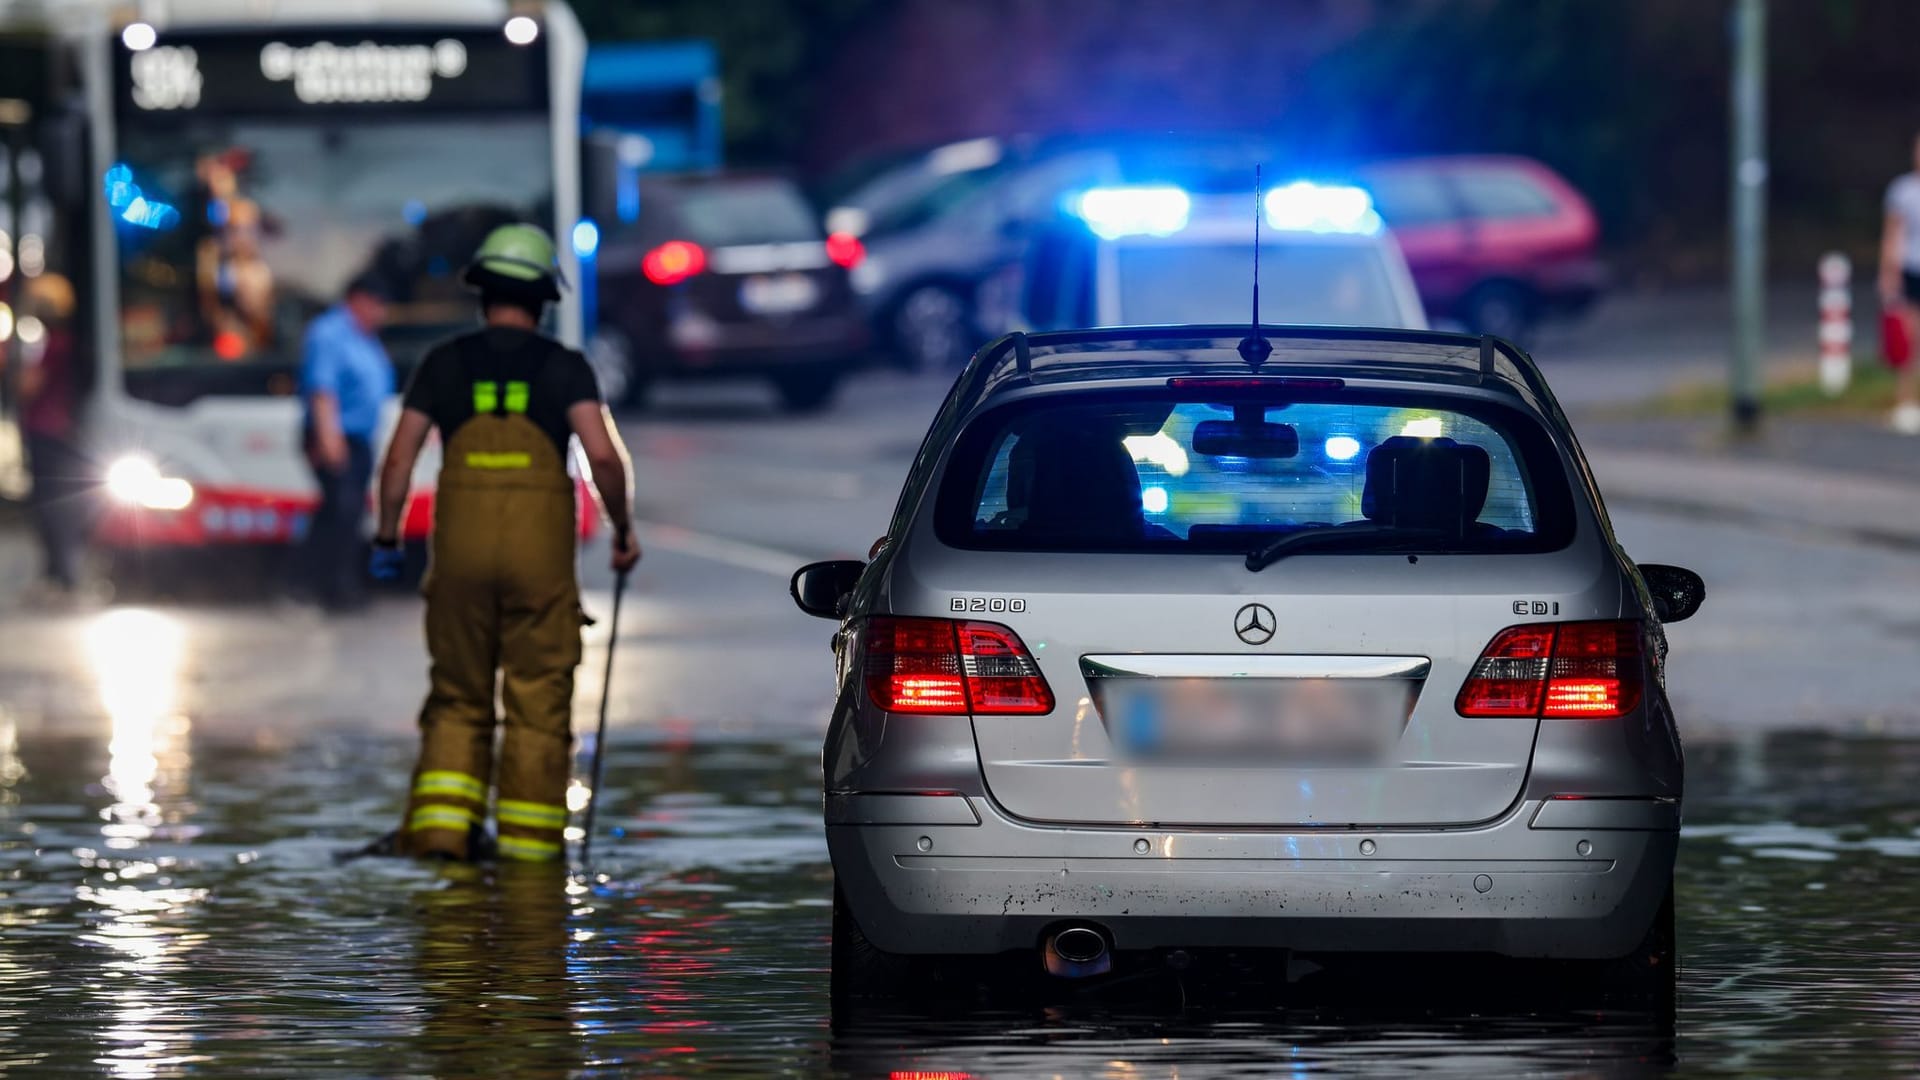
[792,326,1704,999]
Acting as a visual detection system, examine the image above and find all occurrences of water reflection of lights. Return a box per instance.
[86,610,192,848]
[76,886,210,968]
[88,609,185,728]
[565,778,592,844]
[0,709,24,792]
[81,610,202,1078]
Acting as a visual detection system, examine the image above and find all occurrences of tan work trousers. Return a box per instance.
[399,413,581,862]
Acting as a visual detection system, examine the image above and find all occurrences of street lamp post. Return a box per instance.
[1730,0,1768,435]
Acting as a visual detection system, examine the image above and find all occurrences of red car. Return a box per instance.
[1357,156,1607,340]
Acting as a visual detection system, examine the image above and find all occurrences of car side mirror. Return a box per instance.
[791,559,866,620]
[1640,563,1705,623]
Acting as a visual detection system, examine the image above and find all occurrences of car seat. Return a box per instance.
[1014,422,1148,540]
[1360,436,1492,534]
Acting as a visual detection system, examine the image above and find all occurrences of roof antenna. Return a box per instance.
[1237,164,1273,370]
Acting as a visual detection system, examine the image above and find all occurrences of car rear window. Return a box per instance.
[1452,168,1561,219]
[671,179,822,245]
[1361,168,1459,227]
[936,391,1574,555]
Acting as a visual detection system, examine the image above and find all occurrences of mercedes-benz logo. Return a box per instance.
[1234,603,1276,646]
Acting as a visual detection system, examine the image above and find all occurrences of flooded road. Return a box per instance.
[5,376,1920,1075]
[4,725,1919,1077]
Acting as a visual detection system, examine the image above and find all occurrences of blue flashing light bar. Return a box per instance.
[1071,185,1192,240]
[1324,435,1363,461]
[1264,181,1382,234]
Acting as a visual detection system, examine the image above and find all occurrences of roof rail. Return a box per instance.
[962,324,1555,404]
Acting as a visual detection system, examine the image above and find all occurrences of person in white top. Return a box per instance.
[1878,135,1920,435]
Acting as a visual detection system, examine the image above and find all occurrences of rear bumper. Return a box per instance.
[827,793,1677,960]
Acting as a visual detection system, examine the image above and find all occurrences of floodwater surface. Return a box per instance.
[2,723,1919,1077]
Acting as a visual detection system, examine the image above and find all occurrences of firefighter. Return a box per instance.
[368,223,642,862]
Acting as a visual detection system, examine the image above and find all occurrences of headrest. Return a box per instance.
[1010,422,1144,537]
[1361,436,1492,532]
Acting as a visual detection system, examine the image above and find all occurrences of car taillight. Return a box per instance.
[1456,620,1644,718]
[863,616,1054,715]
[643,240,706,286]
[1543,620,1645,716]
[825,231,865,269]
[865,617,966,714]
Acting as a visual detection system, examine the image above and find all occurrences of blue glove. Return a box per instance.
[368,540,406,582]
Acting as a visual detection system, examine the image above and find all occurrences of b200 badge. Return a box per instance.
[951,597,1027,614]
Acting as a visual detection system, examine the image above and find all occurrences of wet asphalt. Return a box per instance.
[3,356,1920,1076]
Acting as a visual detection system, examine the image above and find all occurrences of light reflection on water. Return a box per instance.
[80,610,203,1078]
[0,724,1917,1075]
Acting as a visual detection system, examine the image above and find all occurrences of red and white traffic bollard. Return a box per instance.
[1818,252,1852,396]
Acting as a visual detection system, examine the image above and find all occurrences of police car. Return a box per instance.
[984,181,1428,336]
[793,324,1703,1001]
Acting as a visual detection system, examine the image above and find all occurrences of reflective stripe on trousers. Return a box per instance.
[406,769,486,848]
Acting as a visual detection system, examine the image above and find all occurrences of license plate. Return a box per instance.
[1097,678,1412,764]
[739,273,820,315]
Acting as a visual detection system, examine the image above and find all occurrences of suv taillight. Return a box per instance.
[863,616,1054,716]
[643,240,706,286]
[1456,620,1644,719]
[825,231,865,269]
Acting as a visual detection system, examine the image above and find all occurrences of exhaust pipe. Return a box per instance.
[1043,925,1112,978]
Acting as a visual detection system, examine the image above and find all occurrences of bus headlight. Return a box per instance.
[106,456,195,511]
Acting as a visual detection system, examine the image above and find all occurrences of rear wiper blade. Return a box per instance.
[1245,525,1452,572]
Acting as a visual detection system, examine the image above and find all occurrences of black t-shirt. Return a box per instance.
[402,327,600,456]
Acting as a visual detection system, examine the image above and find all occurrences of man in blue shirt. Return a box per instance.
[298,272,394,609]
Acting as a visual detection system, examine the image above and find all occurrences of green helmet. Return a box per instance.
[464,223,565,301]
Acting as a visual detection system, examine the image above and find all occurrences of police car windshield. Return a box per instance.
[936,392,1574,556]
[1114,242,1407,327]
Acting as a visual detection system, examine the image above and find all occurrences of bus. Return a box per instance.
[0,0,589,567]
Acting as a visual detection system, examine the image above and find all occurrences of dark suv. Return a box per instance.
[1356,156,1607,341]
[595,172,869,413]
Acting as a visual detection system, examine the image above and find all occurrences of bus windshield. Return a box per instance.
[113,116,552,401]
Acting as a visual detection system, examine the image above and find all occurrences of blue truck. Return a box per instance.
[577,40,722,402]
[582,40,722,223]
